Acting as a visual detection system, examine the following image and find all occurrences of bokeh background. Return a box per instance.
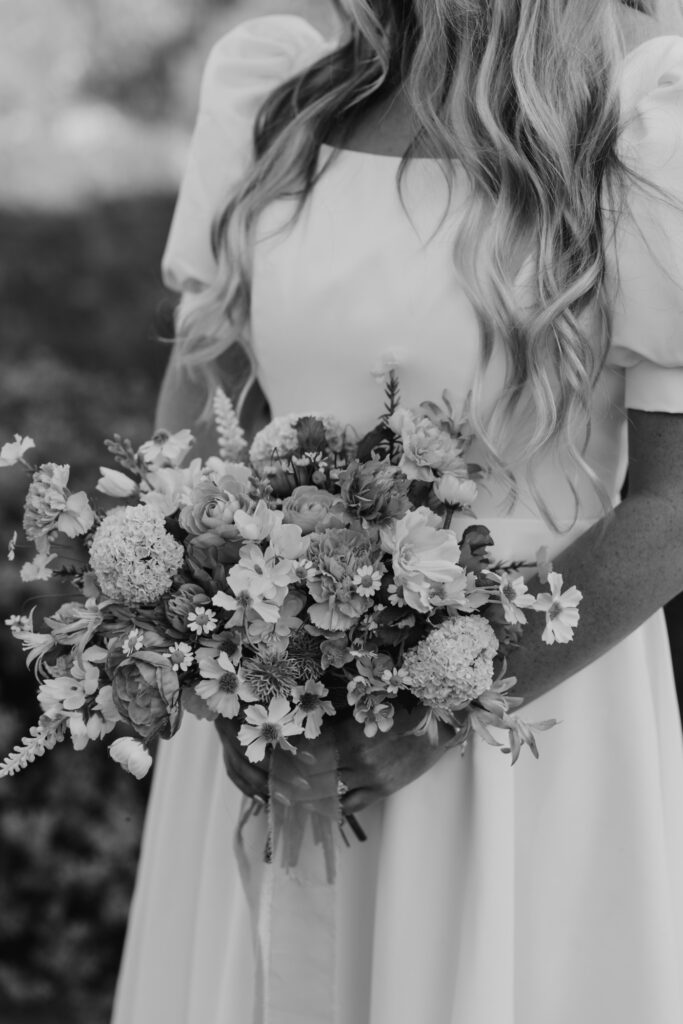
[0,3,680,1022]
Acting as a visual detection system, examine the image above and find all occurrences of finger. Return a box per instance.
[223,749,269,800]
[341,787,382,815]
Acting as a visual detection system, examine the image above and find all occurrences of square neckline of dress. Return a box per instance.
[317,33,682,162]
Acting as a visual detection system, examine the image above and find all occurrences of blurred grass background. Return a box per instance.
[0,2,680,1022]
[0,3,334,1022]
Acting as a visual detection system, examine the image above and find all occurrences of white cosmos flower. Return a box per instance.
[534,572,582,645]
[237,697,301,763]
[195,650,255,718]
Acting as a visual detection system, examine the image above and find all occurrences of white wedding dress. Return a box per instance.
[112,18,683,1024]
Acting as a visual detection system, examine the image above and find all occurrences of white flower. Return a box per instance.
[195,650,254,718]
[20,551,58,582]
[0,434,34,468]
[89,505,184,605]
[38,652,101,717]
[141,459,204,517]
[352,565,384,598]
[96,467,138,498]
[291,679,336,739]
[237,697,301,763]
[67,715,91,751]
[122,628,145,656]
[5,613,31,634]
[233,500,284,542]
[485,570,537,626]
[137,429,194,470]
[352,699,395,738]
[187,608,218,636]
[94,685,121,727]
[433,473,478,508]
[534,572,582,645]
[7,531,17,561]
[108,737,153,779]
[168,642,194,672]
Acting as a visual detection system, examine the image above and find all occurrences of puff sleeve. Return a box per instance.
[608,36,683,412]
[161,15,329,294]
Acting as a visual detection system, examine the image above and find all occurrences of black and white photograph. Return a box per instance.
[1,2,683,1023]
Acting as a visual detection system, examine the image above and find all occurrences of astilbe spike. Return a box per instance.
[213,387,247,461]
[0,720,66,779]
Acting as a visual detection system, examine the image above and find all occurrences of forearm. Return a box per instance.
[509,490,683,707]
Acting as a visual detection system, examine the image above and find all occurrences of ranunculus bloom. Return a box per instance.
[282,486,348,534]
[381,507,463,613]
[108,648,180,741]
[388,408,467,482]
[178,477,251,540]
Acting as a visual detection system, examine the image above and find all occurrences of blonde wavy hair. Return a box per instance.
[173,0,683,523]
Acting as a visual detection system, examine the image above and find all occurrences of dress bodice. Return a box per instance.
[162,17,683,528]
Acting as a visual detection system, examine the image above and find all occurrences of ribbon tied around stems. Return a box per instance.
[235,737,362,1024]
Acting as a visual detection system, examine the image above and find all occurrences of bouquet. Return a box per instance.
[0,375,582,824]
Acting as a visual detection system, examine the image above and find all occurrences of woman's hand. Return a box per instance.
[335,708,457,815]
[214,717,270,803]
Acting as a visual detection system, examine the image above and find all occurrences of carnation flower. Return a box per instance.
[90,505,184,605]
[237,697,300,763]
[339,460,411,525]
[108,737,153,778]
[23,463,95,542]
[400,614,499,713]
[20,551,58,582]
[534,572,582,645]
[388,408,467,482]
[306,528,384,631]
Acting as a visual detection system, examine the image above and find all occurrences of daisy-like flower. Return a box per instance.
[213,589,251,629]
[238,697,301,763]
[187,607,218,636]
[534,571,582,645]
[485,569,537,626]
[196,650,253,718]
[291,679,336,739]
[122,628,145,656]
[168,642,194,673]
[353,564,384,598]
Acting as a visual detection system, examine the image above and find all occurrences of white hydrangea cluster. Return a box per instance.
[90,505,184,605]
[249,413,344,471]
[400,614,499,711]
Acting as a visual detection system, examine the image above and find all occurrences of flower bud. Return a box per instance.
[433,474,478,508]
[96,468,138,498]
[109,737,153,779]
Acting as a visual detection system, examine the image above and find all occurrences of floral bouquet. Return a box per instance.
[0,375,581,869]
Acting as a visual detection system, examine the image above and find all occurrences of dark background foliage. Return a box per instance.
[0,2,679,1022]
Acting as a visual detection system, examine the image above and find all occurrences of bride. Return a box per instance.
[113,2,683,1022]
